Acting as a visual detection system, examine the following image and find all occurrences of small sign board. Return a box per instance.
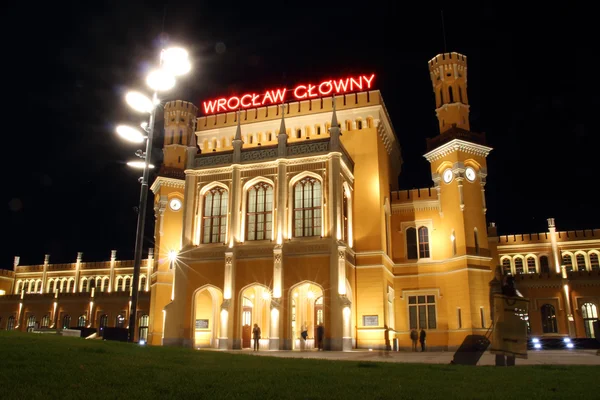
[363,315,379,327]
[195,319,209,329]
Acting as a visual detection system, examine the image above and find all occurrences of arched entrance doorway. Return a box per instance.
[192,285,223,348]
[289,282,324,350]
[239,284,271,350]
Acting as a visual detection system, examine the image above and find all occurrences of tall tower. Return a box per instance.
[162,100,198,173]
[429,52,470,133]
[424,52,494,330]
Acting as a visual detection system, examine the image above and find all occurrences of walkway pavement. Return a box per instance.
[222,349,600,366]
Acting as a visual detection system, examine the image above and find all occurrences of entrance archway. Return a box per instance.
[239,284,271,350]
[192,285,223,348]
[289,281,324,350]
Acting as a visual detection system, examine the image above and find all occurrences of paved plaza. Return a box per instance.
[221,349,600,366]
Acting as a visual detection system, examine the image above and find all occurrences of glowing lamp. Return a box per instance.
[146,69,176,91]
[126,161,155,169]
[116,125,145,143]
[125,91,154,113]
[162,47,191,76]
[139,339,146,346]
[168,250,177,262]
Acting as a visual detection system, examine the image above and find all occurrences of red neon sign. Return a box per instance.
[202,73,375,115]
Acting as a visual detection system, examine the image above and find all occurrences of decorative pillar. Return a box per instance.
[270,245,283,350]
[548,218,561,273]
[74,252,83,293]
[479,170,488,214]
[42,254,49,294]
[158,196,168,237]
[108,250,117,292]
[456,175,465,211]
[230,166,241,244]
[276,161,287,243]
[145,248,153,292]
[219,252,235,349]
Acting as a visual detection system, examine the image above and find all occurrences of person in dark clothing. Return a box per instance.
[410,329,418,351]
[316,323,325,351]
[252,323,261,351]
[419,328,426,352]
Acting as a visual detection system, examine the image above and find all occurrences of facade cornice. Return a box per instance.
[391,200,440,213]
[392,254,493,267]
[150,176,185,194]
[496,239,600,250]
[423,139,493,162]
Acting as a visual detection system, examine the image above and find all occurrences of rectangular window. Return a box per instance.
[408,295,436,329]
[457,308,462,329]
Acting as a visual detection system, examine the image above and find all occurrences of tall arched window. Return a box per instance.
[99,314,108,337]
[540,256,550,273]
[116,314,125,328]
[582,303,598,338]
[406,227,418,260]
[7,316,15,330]
[41,315,50,328]
[62,315,71,329]
[526,257,536,274]
[342,190,349,243]
[514,258,524,274]
[576,254,586,271]
[357,120,363,129]
[562,254,573,272]
[14,280,22,294]
[502,258,512,275]
[139,315,149,341]
[67,279,75,293]
[590,253,600,271]
[78,314,87,327]
[474,228,479,255]
[35,280,42,293]
[47,279,55,294]
[246,182,273,241]
[418,227,430,258]
[448,86,454,103]
[202,186,229,244]
[124,277,131,294]
[27,315,36,332]
[81,278,89,292]
[140,276,147,291]
[293,177,322,237]
[540,304,558,333]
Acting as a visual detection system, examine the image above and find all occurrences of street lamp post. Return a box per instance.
[116,46,191,343]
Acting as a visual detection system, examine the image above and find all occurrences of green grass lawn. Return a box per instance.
[1,331,599,399]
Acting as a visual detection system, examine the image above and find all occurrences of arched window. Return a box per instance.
[514,258,524,274]
[116,277,123,292]
[474,228,479,255]
[62,315,71,329]
[27,315,36,332]
[60,279,67,293]
[342,190,349,243]
[590,253,600,271]
[102,277,109,292]
[115,314,126,328]
[81,278,88,293]
[316,126,321,135]
[78,314,87,328]
[139,315,149,342]
[459,86,463,103]
[14,280,22,294]
[124,277,131,294]
[67,279,75,293]
[140,276,147,291]
[35,280,42,293]
[27,280,34,293]
[99,314,108,337]
[202,186,229,244]
[540,256,550,274]
[246,182,273,241]
[357,120,363,129]
[502,258,512,275]
[540,304,558,333]
[526,257,536,274]
[576,254,586,271]
[41,315,50,328]
[448,86,454,103]
[296,129,301,138]
[7,316,15,330]
[406,227,418,260]
[562,254,573,272]
[293,177,322,237]
[582,303,598,338]
[418,227,430,258]
[48,279,55,294]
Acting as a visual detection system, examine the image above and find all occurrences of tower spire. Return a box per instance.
[232,110,243,162]
[329,95,341,151]
[277,103,288,157]
[234,110,242,141]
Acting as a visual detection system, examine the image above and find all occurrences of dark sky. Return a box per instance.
[2,2,596,268]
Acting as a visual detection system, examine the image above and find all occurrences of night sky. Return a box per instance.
[3,2,596,268]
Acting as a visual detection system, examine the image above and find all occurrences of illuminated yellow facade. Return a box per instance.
[1,52,598,347]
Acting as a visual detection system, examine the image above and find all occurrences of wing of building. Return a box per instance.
[1,52,598,348]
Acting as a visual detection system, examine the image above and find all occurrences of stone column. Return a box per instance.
[109,250,117,292]
[219,251,236,349]
[230,166,241,245]
[74,252,83,293]
[276,161,287,243]
[270,245,283,350]
[42,254,49,294]
[548,218,561,273]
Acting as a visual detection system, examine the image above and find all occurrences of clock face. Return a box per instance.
[443,168,453,184]
[169,198,182,211]
[465,167,476,182]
